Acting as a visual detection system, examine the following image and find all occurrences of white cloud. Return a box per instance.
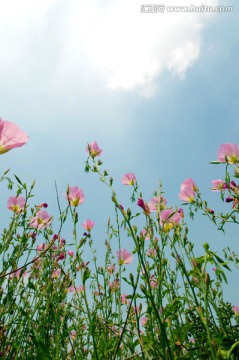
[0,0,219,97]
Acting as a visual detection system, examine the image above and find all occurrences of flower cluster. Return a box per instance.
[1,122,239,359]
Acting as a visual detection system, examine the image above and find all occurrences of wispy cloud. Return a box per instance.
[0,0,219,97]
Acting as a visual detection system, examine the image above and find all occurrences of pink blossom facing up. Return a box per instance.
[121,173,136,186]
[180,178,197,191]
[150,279,157,289]
[217,143,239,164]
[106,264,116,274]
[86,141,102,157]
[52,269,61,279]
[160,209,182,232]
[211,179,225,191]
[109,279,120,291]
[68,250,75,257]
[179,178,197,202]
[160,209,181,224]
[76,285,84,293]
[149,274,157,288]
[140,317,148,326]
[65,186,85,206]
[232,305,239,314]
[82,219,95,232]
[116,249,133,265]
[0,118,28,155]
[7,195,26,213]
[148,196,167,211]
[68,285,75,293]
[179,187,196,202]
[30,210,52,230]
[121,294,129,305]
[36,243,47,252]
[9,269,27,279]
[141,228,150,240]
[147,248,157,258]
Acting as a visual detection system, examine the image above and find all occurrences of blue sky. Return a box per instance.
[0,0,238,302]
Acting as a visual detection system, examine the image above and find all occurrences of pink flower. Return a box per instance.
[232,305,239,314]
[116,249,133,265]
[148,196,167,211]
[37,243,47,252]
[218,143,239,164]
[121,173,136,186]
[36,202,48,209]
[106,264,116,273]
[150,279,157,288]
[65,186,85,206]
[52,269,61,278]
[10,269,27,279]
[147,248,157,258]
[211,179,225,191]
[68,250,74,257]
[160,209,181,232]
[109,279,120,291]
[68,285,75,293]
[179,178,197,202]
[141,228,150,240]
[86,141,102,157]
[30,210,52,230]
[230,180,237,188]
[76,285,84,293]
[70,330,77,340]
[180,178,197,191]
[133,305,141,315]
[121,294,129,305]
[137,198,151,215]
[7,195,26,213]
[160,209,181,224]
[0,118,28,155]
[82,219,95,232]
[140,317,148,326]
[179,187,196,202]
[57,253,65,261]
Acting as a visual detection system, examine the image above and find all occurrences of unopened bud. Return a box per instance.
[192,258,199,269]
[204,273,210,286]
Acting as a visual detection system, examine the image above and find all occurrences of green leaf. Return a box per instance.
[83,267,91,284]
[14,174,23,185]
[212,253,231,271]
